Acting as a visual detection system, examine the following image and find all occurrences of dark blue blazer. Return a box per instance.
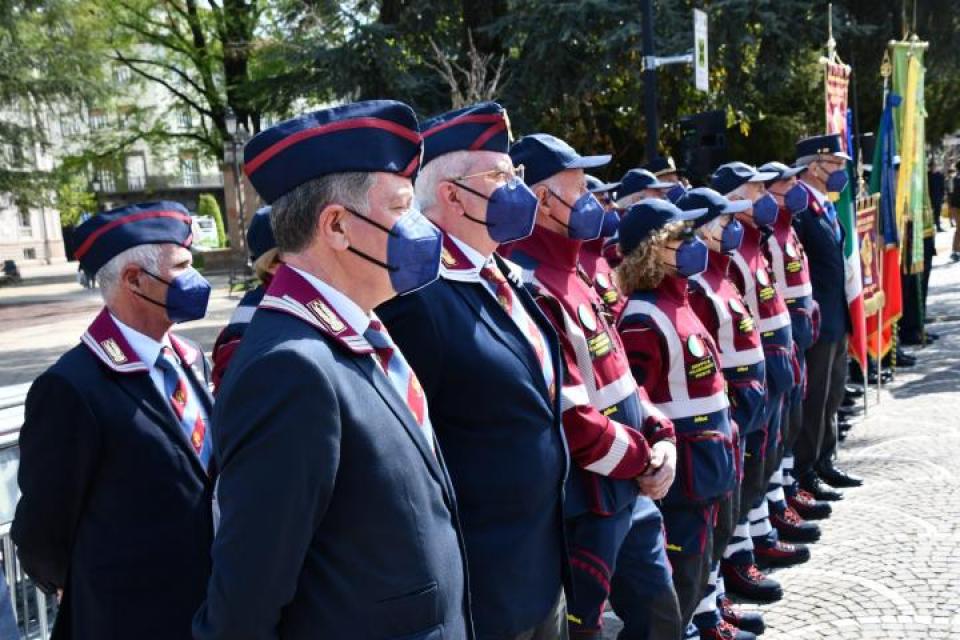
[794,184,851,343]
[378,252,569,639]
[12,310,215,640]
[194,266,471,640]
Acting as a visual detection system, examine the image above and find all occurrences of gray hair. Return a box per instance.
[270,172,376,254]
[615,192,644,209]
[414,151,475,212]
[97,243,163,303]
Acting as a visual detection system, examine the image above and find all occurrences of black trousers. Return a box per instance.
[795,336,848,479]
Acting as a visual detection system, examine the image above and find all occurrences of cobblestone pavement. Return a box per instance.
[603,232,960,639]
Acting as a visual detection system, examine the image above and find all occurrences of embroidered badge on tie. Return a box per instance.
[307,299,346,333]
[101,338,128,365]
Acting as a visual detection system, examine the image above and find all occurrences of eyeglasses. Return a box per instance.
[452,164,525,184]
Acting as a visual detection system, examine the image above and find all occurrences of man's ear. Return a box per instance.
[121,263,143,292]
[316,204,350,251]
[437,181,462,213]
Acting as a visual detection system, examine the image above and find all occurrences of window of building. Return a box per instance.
[117,105,134,128]
[125,154,147,191]
[96,167,116,192]
[180,152,199,186]
[60,113,81,137]
[23,248,36,260]
[113,64,132,84]
[18,208,31,229]
[89,109,108,130]
[177,108,193,130]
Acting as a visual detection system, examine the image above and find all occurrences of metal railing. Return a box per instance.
[0,385,56,639]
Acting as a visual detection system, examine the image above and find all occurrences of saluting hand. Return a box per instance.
[636,441,677,500]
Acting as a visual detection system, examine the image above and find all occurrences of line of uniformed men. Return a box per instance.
[12,97,860,640]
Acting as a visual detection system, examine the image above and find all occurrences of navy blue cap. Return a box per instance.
[618,198,707,255]
[420,101,511,167]
[759,161,808,182]
[710,162,779,196]
[644,155,678,177]
[618,168,677,199]
[795,133,852,162]
[509,133,611,186]
[246,206,276,262]
[676,187,751,228]
[244,100,422,203]
[74,201,193,275]
[586,174,620,194]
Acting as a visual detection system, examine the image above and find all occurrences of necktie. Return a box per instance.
[364,320,435,454]
[479,263,555,398]
[156,347,211,469]
[825,201,842,242]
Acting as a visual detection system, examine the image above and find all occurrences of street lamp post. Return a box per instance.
[91,178,101,213]
[224,108,251,260]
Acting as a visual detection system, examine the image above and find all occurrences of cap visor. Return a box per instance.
[722,199,752,214]
[589,181,620,194]
[749,171,780,182]
[779,166,808,179]
[674,208,708,222]
[650,179,678,190]
[567,154,613,170]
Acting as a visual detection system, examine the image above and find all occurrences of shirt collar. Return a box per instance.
[111,313,172,368]
[288,266,371,336]
[803,180,827,206]
[439,232,494,282]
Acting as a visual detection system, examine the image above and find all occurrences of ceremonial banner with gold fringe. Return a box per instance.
[824,60,867,369]
[891,42,928,273]
[856,193,884,316]
[867,90,903,360]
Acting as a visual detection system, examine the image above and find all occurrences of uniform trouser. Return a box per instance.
[723,430,766,567]
[565,505,634,638]
[691,486,738,632]
[610,499,683,640]
[510,589,569,640]
[795,335,848,479]
[661,504,716,628]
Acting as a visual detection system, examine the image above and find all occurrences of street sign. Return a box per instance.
[694,9,709,93]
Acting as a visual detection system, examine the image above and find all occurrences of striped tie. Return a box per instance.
[156,347,211,469]
[364,320,435,454]
[479,264,555,398]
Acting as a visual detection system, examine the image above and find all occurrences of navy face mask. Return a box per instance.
[600,209,621,238]
[346,206,442,295]
[666,184,687,204]
[721,217,744,253]
[826,168,849,194]
[665,236,709,278]
[139,267,211,323]
[751,193,779,227]
[453,177,538,244]
[784,183,809,214]
[548,190,605,240]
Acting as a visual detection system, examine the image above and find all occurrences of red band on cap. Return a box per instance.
[74,210,192,260]
[421,113,505,138]
[400,153,420,178]
[469,122,508,151]
[245,117,421,176]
